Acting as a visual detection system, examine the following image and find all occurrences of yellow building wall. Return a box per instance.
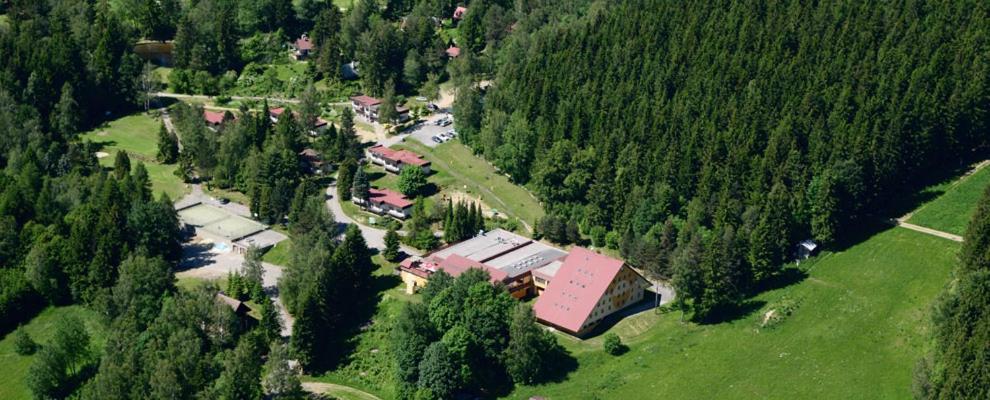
[579,266,648,333]
[400,270,429,294]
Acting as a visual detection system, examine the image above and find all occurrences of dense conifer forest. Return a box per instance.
[459,0,990,318]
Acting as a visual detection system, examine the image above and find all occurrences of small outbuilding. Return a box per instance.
[796,239,819,260]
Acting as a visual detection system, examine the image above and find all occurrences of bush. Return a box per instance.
[602,333,624,355]
[605,230,620,249]
[13,326,37,355]
[590,226,607,248]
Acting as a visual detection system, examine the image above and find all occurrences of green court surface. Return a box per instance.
[177,203,265,240]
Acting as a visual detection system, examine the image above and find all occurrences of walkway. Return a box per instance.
[891,219,964,242]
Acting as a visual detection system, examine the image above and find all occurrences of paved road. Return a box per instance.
[154,91,352,107]
[324,184,420,256]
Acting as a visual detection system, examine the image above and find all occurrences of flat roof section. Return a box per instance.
[432,229,531,262]
[234,229,288,250]
[485,245,568,278]
[178,203,267,241]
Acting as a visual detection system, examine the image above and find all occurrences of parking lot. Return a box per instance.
[406,112,457,148]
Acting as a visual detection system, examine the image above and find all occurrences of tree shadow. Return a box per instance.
[697,299,767,325]
[533,342,579,384]
[366,170,387,182]
[828,218,896,254]
[749,267,808,295]
[418,182,440,197]
[175,241,218,271]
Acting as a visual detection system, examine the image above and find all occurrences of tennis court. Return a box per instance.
[178,203,266,241]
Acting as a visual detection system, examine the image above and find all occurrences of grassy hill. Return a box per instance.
[0,306,107,400]
[511,227,957,399]
[908,163,990,235]
[80,112,188,200]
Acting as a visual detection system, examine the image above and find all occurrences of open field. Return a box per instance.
[80,113,189,199]
[510,227,957,399]
[393,141,544,231]
[0,306,108,400]
[261,239,293,266]
[907,162,990,235]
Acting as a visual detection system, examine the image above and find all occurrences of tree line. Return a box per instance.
[455,0,990,321]
[915,186,990,399]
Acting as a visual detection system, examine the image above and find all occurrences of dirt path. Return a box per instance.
[890,159,989,242]
[301,382,381,400]
[891,220,964,242]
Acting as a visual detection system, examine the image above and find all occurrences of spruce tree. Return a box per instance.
[352,167,370,202]
[384,227,401,261]
[337,158,356,201]
[113,151,131,179]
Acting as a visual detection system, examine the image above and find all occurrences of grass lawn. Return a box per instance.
[907,163,990,235]
[80,113,189,199]
[0,306,108,400]
[155,66,173,91]
[393,141,544,232]
[510,227,957,399]
[262,239,293,266]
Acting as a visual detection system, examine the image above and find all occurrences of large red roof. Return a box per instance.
[369,145,430,167]
[368,188,413,209]
[204,110,226,124]
[350,95,382,107]
[533,247,626,333]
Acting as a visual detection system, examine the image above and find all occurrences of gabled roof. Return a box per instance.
[533,247,626,333]
[368,188,413,209]
[216,292,250,314]
[368,145,431,167]
[446,46,461,58]
[350,95,382,107]
[270,107,287,117]
[294,36,313,51]
[438,254,509,283]
[204,110,226,124]
[453,6,468,20]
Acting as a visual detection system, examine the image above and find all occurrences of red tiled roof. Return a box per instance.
[270,107,287,117]
[453,6,468,19]
[204,110,226,124]
[314,117,328,127]
[446,46,461,58]
[350,95,382,107]
[295,36,313,51]
[369,145,430,167]
[533,247,626,333]
[439,254,509,283]
[368,188,413,209]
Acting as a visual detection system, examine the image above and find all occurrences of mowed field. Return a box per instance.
[510,227,958,400]
[0,306,107,400]
[80,113,188,200]
[393,141,545,232]
[908,163,990,235]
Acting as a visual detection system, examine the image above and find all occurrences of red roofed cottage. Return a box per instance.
[353,188,414,219]
[367,144,432,174]
[533,247,650,336]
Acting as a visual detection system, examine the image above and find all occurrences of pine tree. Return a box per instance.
[290,293,322,371]
[384,227,401,261]
[960,185,990,273]
[156,123,179,164]
[505,304,555,384]
[263,342,303,399]
[352,167,370,201]
[113,151,131,179]
[337,158,356,201]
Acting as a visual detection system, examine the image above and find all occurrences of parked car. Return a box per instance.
[218,197,230,205]
[431,136,443,143]
[440,119,452,127]
[426,103,439,111]
[447,129,457,137]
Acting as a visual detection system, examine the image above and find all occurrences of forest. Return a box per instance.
[457,0,990,320]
